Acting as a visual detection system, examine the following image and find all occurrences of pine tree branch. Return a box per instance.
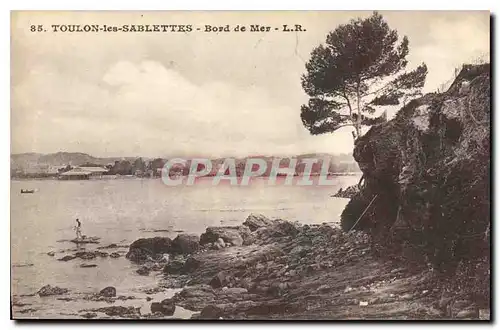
[341,84,354,117]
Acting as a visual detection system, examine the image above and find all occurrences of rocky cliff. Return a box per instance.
[341,64,490,297]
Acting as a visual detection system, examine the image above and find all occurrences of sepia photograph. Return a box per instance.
[10,10,491,320]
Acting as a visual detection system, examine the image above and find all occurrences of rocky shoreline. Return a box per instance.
[13,213,489,320]
[103,214,494,319]
[331,184,360,199]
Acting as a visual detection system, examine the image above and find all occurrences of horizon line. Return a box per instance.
[10,150,355,160]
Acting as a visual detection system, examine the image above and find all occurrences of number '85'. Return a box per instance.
[30,25,44,32]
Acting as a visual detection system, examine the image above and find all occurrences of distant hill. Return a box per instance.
[10,152,136,170]
[10,152,360,174]
[177,153,360,176]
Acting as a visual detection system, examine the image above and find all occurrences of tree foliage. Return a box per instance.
[300,12,428,138]
[108,160,133,175]
[132,157,146,173]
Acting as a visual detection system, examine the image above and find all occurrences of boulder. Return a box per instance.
[163,255,201,274]
[136,266,151,276]
[332,185,360,199]
[126,237,173,263]
[182,256,202,273]
[172,234,200,254]
[222,287,248,295]
[12,263,34,268]
[99,286,117,297]
[98,243,118,249]
[110,252,121,258]
[175,285,216,310]
[75,251,97,260]
[243,213,273,231]
[80,263,97,268]
[150,298,176,316]
[200,226,252,246]
[210,271,230,289]
[272,221,300,237]
[290,245,310,259]
[47,251,55,257]
[212,238,225,250]
[85,306,141,317]
[200,305,223,319]
[149,262,164,272]
[38,285,69,297]
[163,256,186,274]
[456,308,478,319]
[255,220,300,241]
[57,255,76,262]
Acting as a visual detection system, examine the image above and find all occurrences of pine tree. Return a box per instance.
[300,12,428,139]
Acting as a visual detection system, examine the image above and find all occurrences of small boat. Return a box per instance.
[21,189,35,194]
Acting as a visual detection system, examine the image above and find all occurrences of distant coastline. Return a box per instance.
[11,152,361,180]
[10,172,362,181]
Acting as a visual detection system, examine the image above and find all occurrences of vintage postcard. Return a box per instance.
[10,11,490,320]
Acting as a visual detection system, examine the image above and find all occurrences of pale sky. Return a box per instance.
[11,11,490,158]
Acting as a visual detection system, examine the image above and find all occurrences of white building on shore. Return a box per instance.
[59,166,109,180]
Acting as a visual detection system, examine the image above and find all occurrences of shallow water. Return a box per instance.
[11,175,359,318]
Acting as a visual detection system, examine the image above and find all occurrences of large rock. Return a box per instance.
[75,251,97,260]
[80,263,97,268]
[173,285,216,310]
[99,286,116,297]
[84,306,141,317]
[210,271,230,289]
[456,308,478,319]
[58,255,76,262]
[243,213,273,231]
[182,256,202,273]
[163,255,202,274]
[151,298,176,316]
[289,245,310,259]
[163,256,186,274]
[344,64,491,275]
[332,185,360,199]
[196,299,302,319]
[254,220,300,242]
[172,234,200,254]
[200,305,223,319]
[136,266,151,276]
[272,220,300,237]
[126,237,173,263]
[200,226,252,246]
[38,285,69,297]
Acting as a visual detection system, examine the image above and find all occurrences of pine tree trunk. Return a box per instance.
[353,123,360,139]
[355,81,362,138]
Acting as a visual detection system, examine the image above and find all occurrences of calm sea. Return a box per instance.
[11,175,359,318]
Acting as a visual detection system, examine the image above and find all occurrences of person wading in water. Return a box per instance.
[75,218,82,241]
